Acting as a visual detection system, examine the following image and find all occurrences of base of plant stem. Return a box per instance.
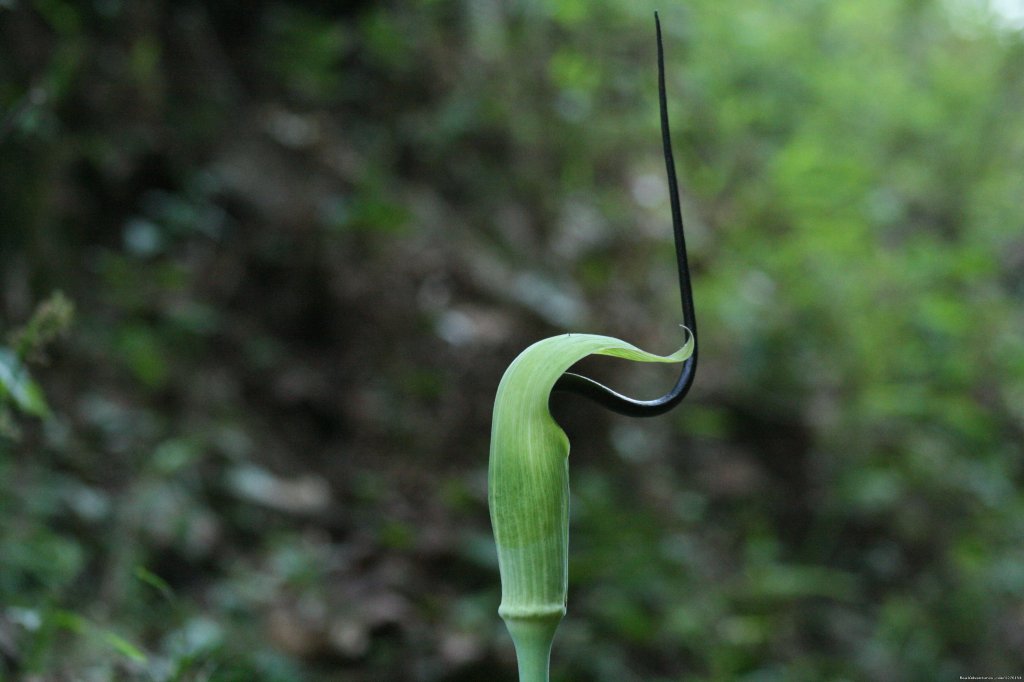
[503,614,562,682]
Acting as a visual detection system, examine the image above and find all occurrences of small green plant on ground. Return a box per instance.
[0,291,73,436]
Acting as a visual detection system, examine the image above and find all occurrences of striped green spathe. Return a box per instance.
[488,332,692,681]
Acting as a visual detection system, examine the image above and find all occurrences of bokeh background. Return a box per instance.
[2,0,1024,680]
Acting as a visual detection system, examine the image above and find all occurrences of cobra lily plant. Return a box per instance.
[488,14,699,681]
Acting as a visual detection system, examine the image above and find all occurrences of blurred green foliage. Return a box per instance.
[1,0,1023,680]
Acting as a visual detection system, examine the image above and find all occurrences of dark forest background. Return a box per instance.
[2,0,1024,680]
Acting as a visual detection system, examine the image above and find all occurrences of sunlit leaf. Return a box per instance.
[0,348,49,417]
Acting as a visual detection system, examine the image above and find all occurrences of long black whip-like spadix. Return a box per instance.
[552,11,697,417]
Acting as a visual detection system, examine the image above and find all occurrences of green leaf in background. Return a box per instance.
[52,610,149,664]
[0,348,49,418]
[489,332,692,681]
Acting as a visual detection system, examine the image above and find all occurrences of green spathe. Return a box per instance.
[488,333,693,682]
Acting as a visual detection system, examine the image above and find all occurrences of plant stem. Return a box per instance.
[504,615,561,682]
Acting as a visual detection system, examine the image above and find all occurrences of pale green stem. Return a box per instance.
[505,615,561,682]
